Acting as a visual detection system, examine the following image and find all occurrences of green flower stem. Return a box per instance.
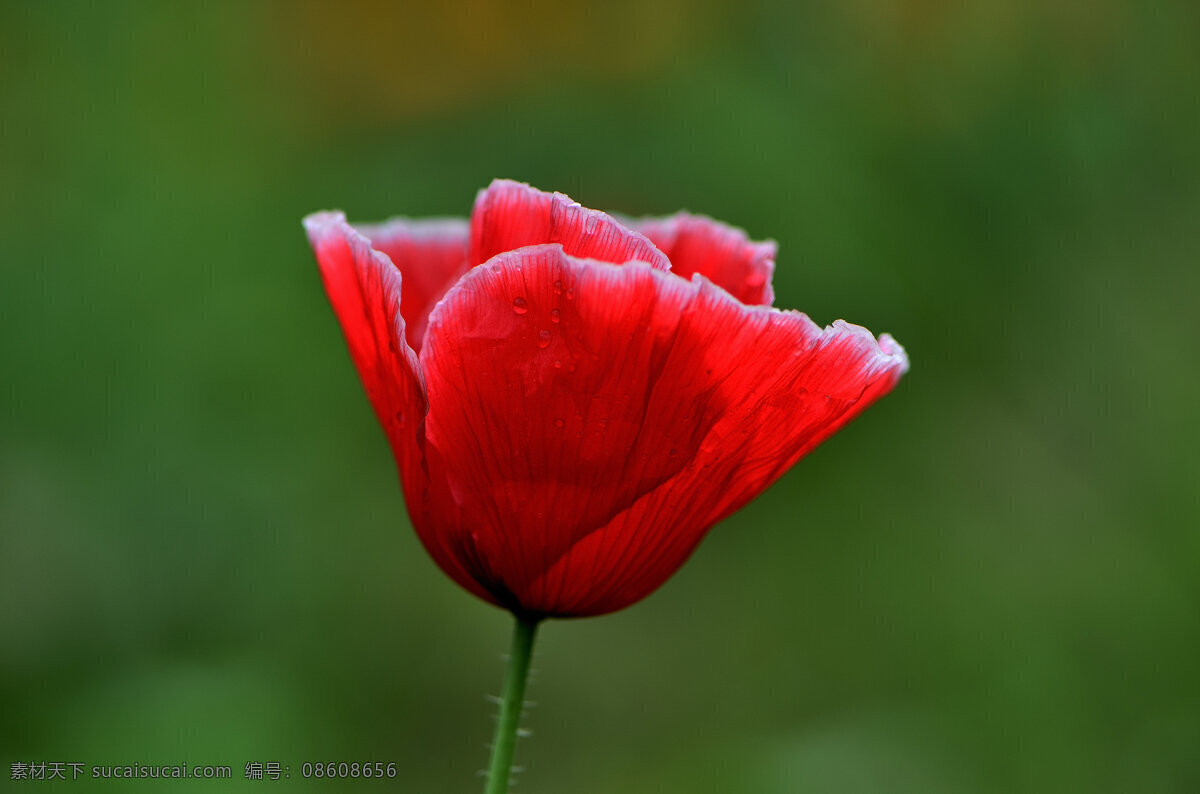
[484,613,540,794]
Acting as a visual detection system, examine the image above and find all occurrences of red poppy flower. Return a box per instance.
[305,180,908,618]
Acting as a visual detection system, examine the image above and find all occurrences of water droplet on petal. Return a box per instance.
[553,279,564,295]
[553,418,564,428]
[512,297,529,314]
[537,329,552,348]
[550,308,561,323]
[553,359,563,369]
[669,448,678,457]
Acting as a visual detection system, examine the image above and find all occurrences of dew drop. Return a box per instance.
[669,448,678,457]
[553,359,563,369]
[536,329,552,348]
[553,418,564,428]
[566,288,575,301]
[512,297,529,314]
[550,308,561,323]
[553,279,564,295]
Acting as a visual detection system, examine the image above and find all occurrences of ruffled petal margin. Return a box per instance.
[419,243,907,616]
[469,179,671,272]
[352,217,469,352]
[628,212,778,306]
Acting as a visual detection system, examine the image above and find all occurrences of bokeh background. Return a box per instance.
[3,1,1198,792]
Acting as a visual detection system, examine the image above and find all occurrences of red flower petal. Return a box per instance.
[468,179,671,272]
[303,212,494,605]
[629,212,777,306]
[535,322,906,616]
[353,217,469,351]
[418,244,907,616]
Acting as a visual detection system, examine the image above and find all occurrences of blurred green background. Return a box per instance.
[3,1,1198,792]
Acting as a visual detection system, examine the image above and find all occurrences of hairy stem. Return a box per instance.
[484,614,540,794]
